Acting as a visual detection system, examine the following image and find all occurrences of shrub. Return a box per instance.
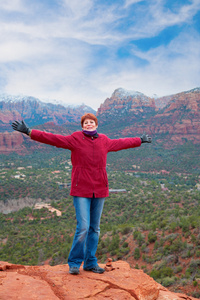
[134,248,140,260]
[133,230,140,240]
[193,281,197,287]
[150,265,174,279]
[148,232,157,243]
[122,242,129,248]
[161,276,176,287]
[135,264,139,269]
[136,233,145,246]
[121,226,132,235]
[150,269,160,280]
[154,240,159,250]
[108,235,120,252]
[141,244,149,253]
[174,265,183,274]
[196,250,200,257]
[192,292,200,298]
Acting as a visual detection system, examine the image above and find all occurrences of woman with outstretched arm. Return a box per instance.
[12,113,151,275]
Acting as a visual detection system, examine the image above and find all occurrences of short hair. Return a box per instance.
[81,113,98,127]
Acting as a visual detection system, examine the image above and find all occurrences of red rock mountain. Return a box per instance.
[0,95,94,154]
[97,87,200,146]
[0,88,200,153]
[0,260,199,300]
[147,88,200,145]
[97,88,156,116]
[0,95,95,129]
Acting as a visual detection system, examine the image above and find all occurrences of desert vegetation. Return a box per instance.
[0,151,200,297]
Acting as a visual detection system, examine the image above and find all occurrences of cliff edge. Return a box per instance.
[0,260,198,300]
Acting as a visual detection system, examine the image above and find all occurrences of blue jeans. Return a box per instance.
[68,196,105,269]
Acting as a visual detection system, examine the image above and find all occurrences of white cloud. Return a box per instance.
[61,0,93,19]
[0,0,25,12]
[124,0,143,8]
[110,29,200,97]
[0,0,199,109]
[150,0,200,28]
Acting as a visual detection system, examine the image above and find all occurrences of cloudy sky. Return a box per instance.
[0,0,200,109]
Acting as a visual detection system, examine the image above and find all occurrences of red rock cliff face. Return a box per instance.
[155,88,200,110]
[143,90,200,144]
[97,88,200,145]
[97,88,156,116]
[1,88,200,154]
[0,110,21,123]
[0,261,198,300]
[0,97,95,127]
[0,132,25,154]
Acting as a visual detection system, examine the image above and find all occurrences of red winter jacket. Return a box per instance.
[30,130,141,198]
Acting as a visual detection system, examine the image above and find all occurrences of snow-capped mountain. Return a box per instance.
[0,94,96,129]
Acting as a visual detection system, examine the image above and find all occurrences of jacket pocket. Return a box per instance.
[72,168,80,187]
[76,170,80,186]
[102,169,108,187]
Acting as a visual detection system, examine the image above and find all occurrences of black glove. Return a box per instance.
[11,120,31,136]
[140,133,152,143]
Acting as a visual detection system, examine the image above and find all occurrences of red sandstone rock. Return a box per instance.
[157,289,198,300]
[1,88,200,154]
[0,131,24,154]
[0,261,199,300]
[0,110,21,123]
[97,88,155,116]
[0,261,25,271]
[96,88,200,148]
[105,257,115,271]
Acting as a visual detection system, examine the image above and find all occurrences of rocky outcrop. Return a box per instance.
[0,131,24,154]
[0,110,21,124]
[154,87,200,110]
[0,260,198,300]
[0,123,76,154]
[97,87,200,145]
[97,88,156,118]
[97,87,200,118]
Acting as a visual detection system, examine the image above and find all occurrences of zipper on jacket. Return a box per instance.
[92,136,95,194]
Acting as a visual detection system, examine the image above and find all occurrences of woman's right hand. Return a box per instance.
[11,120,31,136]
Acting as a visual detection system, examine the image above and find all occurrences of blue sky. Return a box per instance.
[0,0,200,109]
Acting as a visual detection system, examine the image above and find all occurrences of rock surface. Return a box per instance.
[0,131,24,154]
[0,260,198,300]
[97,88,156,116]
[97,88,200,146]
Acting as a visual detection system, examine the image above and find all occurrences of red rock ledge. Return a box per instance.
[0,260,198,300]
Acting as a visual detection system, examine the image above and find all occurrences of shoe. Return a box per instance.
[69,266,80,275]
[84,265,105,274]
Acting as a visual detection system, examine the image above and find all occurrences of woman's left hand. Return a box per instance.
[140,133,152,143]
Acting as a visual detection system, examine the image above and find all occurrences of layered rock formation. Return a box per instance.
[0,87,200,153]
[97,87,200,145]
[154,88,200,109]
[0,95,95,128]
[0,123,76,154]
[0,94,91,154]
[0,131,25,154]
[97,88,156,118]
[0,110,21,124]
[0,260,198,300]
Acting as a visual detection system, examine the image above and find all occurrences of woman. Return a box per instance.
[12,113,151,275]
